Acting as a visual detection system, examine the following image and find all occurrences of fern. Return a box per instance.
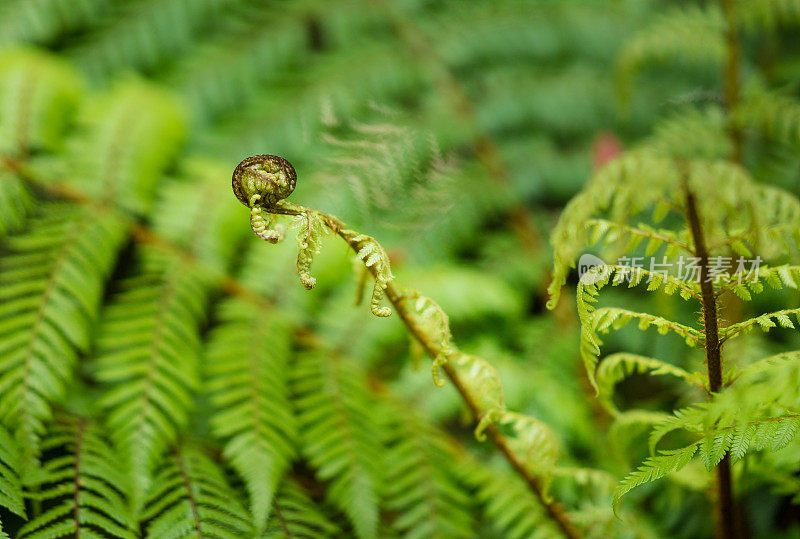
[383,402,474,538]
[140,442,253,538]
[595,353,701,413]
[56,77,185,214]
[0,0,109,47]
[615,6,725,102]
[19,416,137,538]
[612,445,699,513]
[292,351,383,539]
[3,0,800,536]
[262,480,339,538]
[0,48,82,156]
[0,424,24,521]
[465,465,562,539]
[0,204,125,459]
[204,299,296,531]
[92,249,207,504]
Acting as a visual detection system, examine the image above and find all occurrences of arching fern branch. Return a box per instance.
[232,161,582,539]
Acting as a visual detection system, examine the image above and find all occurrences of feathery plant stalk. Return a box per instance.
[714,1,743,531]
[548,152,800,538]
[684,183,737,539]
[231,154,583,539]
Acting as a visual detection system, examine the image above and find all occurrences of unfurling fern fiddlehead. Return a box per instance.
[232,154,297,244]
[231,155,582,538]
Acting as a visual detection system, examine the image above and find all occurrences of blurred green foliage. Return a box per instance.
[0,0,799,538]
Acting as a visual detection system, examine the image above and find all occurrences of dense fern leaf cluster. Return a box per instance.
[1,0,799,537]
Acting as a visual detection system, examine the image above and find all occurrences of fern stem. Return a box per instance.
[685,189,739,539]
[174,446,203,537]
[268,202,582,539]
[721,0,743,164]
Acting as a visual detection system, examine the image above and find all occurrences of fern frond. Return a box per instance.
[0,204,125,459]
[642,105,731,160]
[204,298,296,531]
[498,412,560,499]
[19,416,136,539]
[384,403,474,539]
[263,479,340,538]
[608,409,673,455]
[736,86,800,148]
[93,250,207,504]
[615,6,724,101]
[57,78,185,214]
[141,443,253,538]
[612,445,699,513]
[729,351,800,384]
[292,352,383,539]
[465,466,561,539]
[585,219,693,259]
[596,353,701,412]
[162,10,306,124]
[547,151,684,308]
[721,307,800,341]
[0,48,82,155]
[740,0,800,30]
[715,264,800,300]
[67,0,233,83]
[0,168,33,237]
[577,278,703,391]
[0,0,108,47]
[453,354,505,431]
[290,209,329,291]
[151,158,246,272]
[648,399,800,468]
[0,424,24,519]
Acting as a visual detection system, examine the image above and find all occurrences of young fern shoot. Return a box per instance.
[548,153,800,538]
[232,154,583,539]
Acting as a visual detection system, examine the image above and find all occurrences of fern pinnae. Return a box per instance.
[18,416,137,539]
[720,307,800,341]
[232,156,582,538]
[0,204,126,461]
[204,298,297,531]
[729,351,800,385]
[614,5,725,104]
[0,423,24,521]
[612,445,699,514]
[383,402,474,539]
[595,353,702,413]
[292,351,383,539]
[263,480,340,538]
[141,443,253,538]
[465,465,562,539]
[94,251,207,505]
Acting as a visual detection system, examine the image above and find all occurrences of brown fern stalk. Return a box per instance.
[685,189,739,539]
[267,201,582,539]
